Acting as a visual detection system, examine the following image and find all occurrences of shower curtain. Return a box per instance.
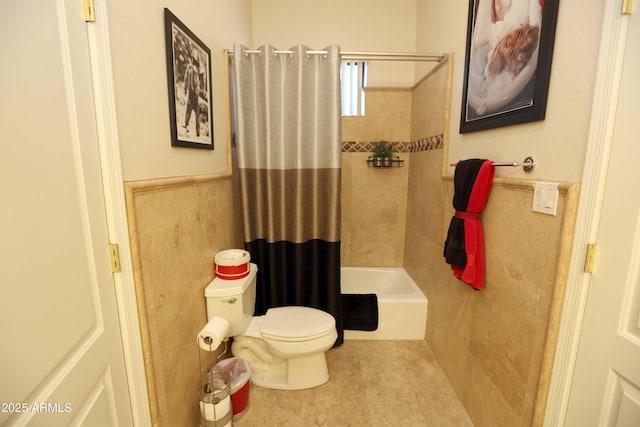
[232,44,343,345]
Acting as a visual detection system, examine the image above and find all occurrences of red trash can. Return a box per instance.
[213,357,252,420]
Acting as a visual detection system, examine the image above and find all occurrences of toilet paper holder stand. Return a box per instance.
[198,337,229,376]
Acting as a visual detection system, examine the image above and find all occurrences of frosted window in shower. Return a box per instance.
[340,60,367,116]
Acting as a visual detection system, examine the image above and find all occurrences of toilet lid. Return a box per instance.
[261,306,335,341]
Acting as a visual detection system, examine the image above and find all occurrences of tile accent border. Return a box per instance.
[408,134,444,152]
[342,134,443,153]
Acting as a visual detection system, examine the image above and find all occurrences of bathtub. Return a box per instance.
[341,267,428,340]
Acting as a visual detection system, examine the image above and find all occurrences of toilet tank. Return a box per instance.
[205,263,257,336]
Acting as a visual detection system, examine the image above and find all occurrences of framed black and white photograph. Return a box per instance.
[459,0,559,134]
[164,8,214,149]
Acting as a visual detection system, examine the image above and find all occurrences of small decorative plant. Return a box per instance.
[373,141,393,167]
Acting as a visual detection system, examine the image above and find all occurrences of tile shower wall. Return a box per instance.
[341,89,411,267]
[340,61,449,267]
[125,175,242,427]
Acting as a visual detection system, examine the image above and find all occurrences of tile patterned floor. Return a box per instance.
[233,340,473,426]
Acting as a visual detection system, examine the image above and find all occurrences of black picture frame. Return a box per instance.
[459,0,559,134]
[164,8,214,149]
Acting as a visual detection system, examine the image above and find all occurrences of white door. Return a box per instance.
[0,1,134,426]
[564,8,640,427]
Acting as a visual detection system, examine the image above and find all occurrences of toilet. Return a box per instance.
[205,263,338,390]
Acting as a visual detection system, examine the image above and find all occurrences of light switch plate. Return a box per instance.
[532,182,559,216]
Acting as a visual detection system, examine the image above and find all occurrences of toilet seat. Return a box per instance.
[261,306,336,342]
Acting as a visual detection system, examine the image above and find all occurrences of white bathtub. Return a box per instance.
[341,267,428,340]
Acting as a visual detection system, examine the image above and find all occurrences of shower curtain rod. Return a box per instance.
[343,51,445,62]
[225,49,445,62]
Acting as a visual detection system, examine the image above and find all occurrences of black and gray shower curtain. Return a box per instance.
[232,44,343,345]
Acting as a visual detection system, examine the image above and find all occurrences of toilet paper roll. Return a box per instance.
[199,370,232,425]
[197,317,230,351]
[199,396,231,423]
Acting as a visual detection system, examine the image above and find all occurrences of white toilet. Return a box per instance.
[205,263,338,390]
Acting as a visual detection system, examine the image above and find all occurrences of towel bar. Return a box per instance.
[450,156,536,173]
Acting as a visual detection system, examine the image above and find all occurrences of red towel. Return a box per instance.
[443,159,495,290]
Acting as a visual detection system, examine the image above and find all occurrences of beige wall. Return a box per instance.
[415,0,605,182]
[251,0,418,86]
[252,0,606,180]
[109,0,252,181]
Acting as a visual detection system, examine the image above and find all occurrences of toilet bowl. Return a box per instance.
[231,306,337,390]
[205,262,338,391]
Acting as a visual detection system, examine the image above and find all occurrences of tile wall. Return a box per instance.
[401,57,580,426]
[125,175,242,426]
[405,173,579,426]
[341,88,411,267]
[340,62,448,267]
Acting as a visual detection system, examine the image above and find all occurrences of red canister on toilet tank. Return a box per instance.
[214,249,251,280]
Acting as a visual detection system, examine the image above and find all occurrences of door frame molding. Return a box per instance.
[543,1,632,425]
[86,1,152,425]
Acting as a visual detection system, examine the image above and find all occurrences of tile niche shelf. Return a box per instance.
[366,155,405,168]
